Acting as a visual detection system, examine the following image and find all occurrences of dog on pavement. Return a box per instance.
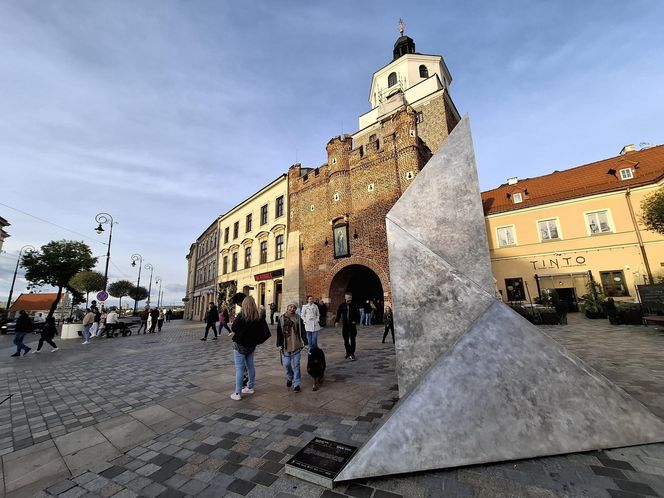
[306,347,326,391]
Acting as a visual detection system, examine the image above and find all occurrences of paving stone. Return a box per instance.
[179,478,209,495]
[226,478,256,496]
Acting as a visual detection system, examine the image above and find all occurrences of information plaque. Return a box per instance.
[285,437,357,488]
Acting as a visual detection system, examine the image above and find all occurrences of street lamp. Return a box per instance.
[94,212,116,291]
[145,263,154,306]
[5,245,35,311]
[155,277,162,307]
[131,253,143,314]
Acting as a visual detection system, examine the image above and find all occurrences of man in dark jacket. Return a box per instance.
[12,310,33,357]
[335,292,360,361]
[137,307,149,334]
[149,307,159,333]
[201,302,220,340]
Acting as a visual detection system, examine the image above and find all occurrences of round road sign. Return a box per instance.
[96,290,109,302]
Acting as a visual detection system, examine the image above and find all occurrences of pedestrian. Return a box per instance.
[363,300,372,326]
[219,305,232,335]
[35,315,59,352]
[317,298,327,327]
[382,305,395,344]
[301,295,321,349]
[90,306,101,337]
[335,292,360,360]
[201,302,219,340]
[260,304,267,321]
[82,308,95,344]
[149,307,159,333]
[97,309,107,338]
[137,307,149,334]
[165,309,172,322]
[269,302,277,325]
[230,296,266,400]
[157,308,165,332]
[11,310,33,356]
[277,302,308,393]
[106,308,119,337]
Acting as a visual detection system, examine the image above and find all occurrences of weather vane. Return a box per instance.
[398,18,405,36]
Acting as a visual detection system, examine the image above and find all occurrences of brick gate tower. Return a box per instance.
[283,23,461,320]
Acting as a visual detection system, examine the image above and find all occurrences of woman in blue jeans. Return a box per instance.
[276,302,308,393]
[229,296,266,400]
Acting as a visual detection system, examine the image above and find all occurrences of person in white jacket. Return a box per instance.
[301,295,321,349]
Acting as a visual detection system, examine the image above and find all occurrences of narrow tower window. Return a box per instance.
[388,72,397,87]
[419,65,429,78]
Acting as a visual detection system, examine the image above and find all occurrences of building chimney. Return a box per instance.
[507,177,518,185]
[620,144,636,155]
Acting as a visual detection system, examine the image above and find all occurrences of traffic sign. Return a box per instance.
[96,290,109,302]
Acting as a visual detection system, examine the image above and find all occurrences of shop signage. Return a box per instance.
[254,269,284,281]
[530,255,587,271]
[285,437,357,488]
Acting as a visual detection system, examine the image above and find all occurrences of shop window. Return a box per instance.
[504,278,525,301]
[538,219,560,241]
[275,234,284,259]
[231,252,238,272]
[260,241,268,264]
[600,270,629,297]
[260,204,268,225]
[497,226,517,247]
[586,210,612,234]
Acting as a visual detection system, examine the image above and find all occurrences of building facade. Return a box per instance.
[189,220,219,321]
[217,175,288,312]
[284,31,460,317]
[483,144,664,311]
[0,216,9,254]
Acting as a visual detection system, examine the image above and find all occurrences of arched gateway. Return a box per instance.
[328,264,386,322]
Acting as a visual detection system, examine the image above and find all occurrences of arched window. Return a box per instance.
[388,72,397,87]
[419,65,429,78]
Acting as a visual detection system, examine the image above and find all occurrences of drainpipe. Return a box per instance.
[625,188,654,284]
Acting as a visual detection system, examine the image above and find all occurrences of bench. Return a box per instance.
[642,315,664,327]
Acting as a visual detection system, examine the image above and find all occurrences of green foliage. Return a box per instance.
[128,285,148,302]
[69,271,105,294]
[641,188,664,236]
[21,240,97,318]
[583,280,606,313]
[108,280,134,299]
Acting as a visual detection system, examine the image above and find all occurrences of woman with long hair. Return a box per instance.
[230,296,266,400]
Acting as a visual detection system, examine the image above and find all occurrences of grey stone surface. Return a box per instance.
[337,115,664,482]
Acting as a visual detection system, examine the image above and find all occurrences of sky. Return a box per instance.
[1,1,663,309]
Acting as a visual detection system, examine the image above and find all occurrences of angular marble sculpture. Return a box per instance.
[335,116,664,481]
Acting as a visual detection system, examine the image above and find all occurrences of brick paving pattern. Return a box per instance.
[2,315,664,496]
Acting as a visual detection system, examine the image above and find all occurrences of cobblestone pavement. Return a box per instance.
[2,315,664,497]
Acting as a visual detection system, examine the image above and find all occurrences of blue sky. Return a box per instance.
[1,1,663,308]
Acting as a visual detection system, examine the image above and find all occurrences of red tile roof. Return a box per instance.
[9,293,63,312]
[482,144,664,215]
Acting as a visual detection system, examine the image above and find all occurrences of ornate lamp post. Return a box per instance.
[6,244,35,311]
[94,213,115,292]
[155,277,162,308]
[131,253,143,314]
[144,263,154,306]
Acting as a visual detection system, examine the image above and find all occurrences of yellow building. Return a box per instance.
[483,144,664,311]
[217,175,288,312]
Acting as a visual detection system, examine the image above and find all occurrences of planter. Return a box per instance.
[618,311,643,325]
[585,310,607,319]
[608,315,620,325]
[60,323,83,339]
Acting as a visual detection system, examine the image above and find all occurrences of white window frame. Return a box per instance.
[496,225,517,248]
[619,168,633,180]
[584,209,614,235]
[536,218,562,242]
[512,192,523,204]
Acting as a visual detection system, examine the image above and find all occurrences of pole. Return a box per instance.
[156,278,162,307]
[131,254,143,314]
[145,264,154,306]
[95,213,115,292]
[6,245,35,311]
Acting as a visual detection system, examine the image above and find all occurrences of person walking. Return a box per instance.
[97,310,107,338]
[90,306,101,337]
[219,305,232,335]
[136,307,149,334]
[277,302,308,393]
[382,305,395,344]
[35,315,59,352]
[317,298,327,327]
[201,302,219,340]
[335,292,360,360]
[82,308,95,344]
[362,300,372,326]
[11,310,33,356]
[149,307,159,333]
[269,302,277,325]
[230,296,266,400]
[157,308,165,332]
[105,308,119,337]
[165,309,172,322]
[301,295,321,349]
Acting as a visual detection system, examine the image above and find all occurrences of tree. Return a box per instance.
[22,240,98,319]
[641,188,664,236]
[128,285,149,306]
[108,280,134,310]
[69,271,105,306]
